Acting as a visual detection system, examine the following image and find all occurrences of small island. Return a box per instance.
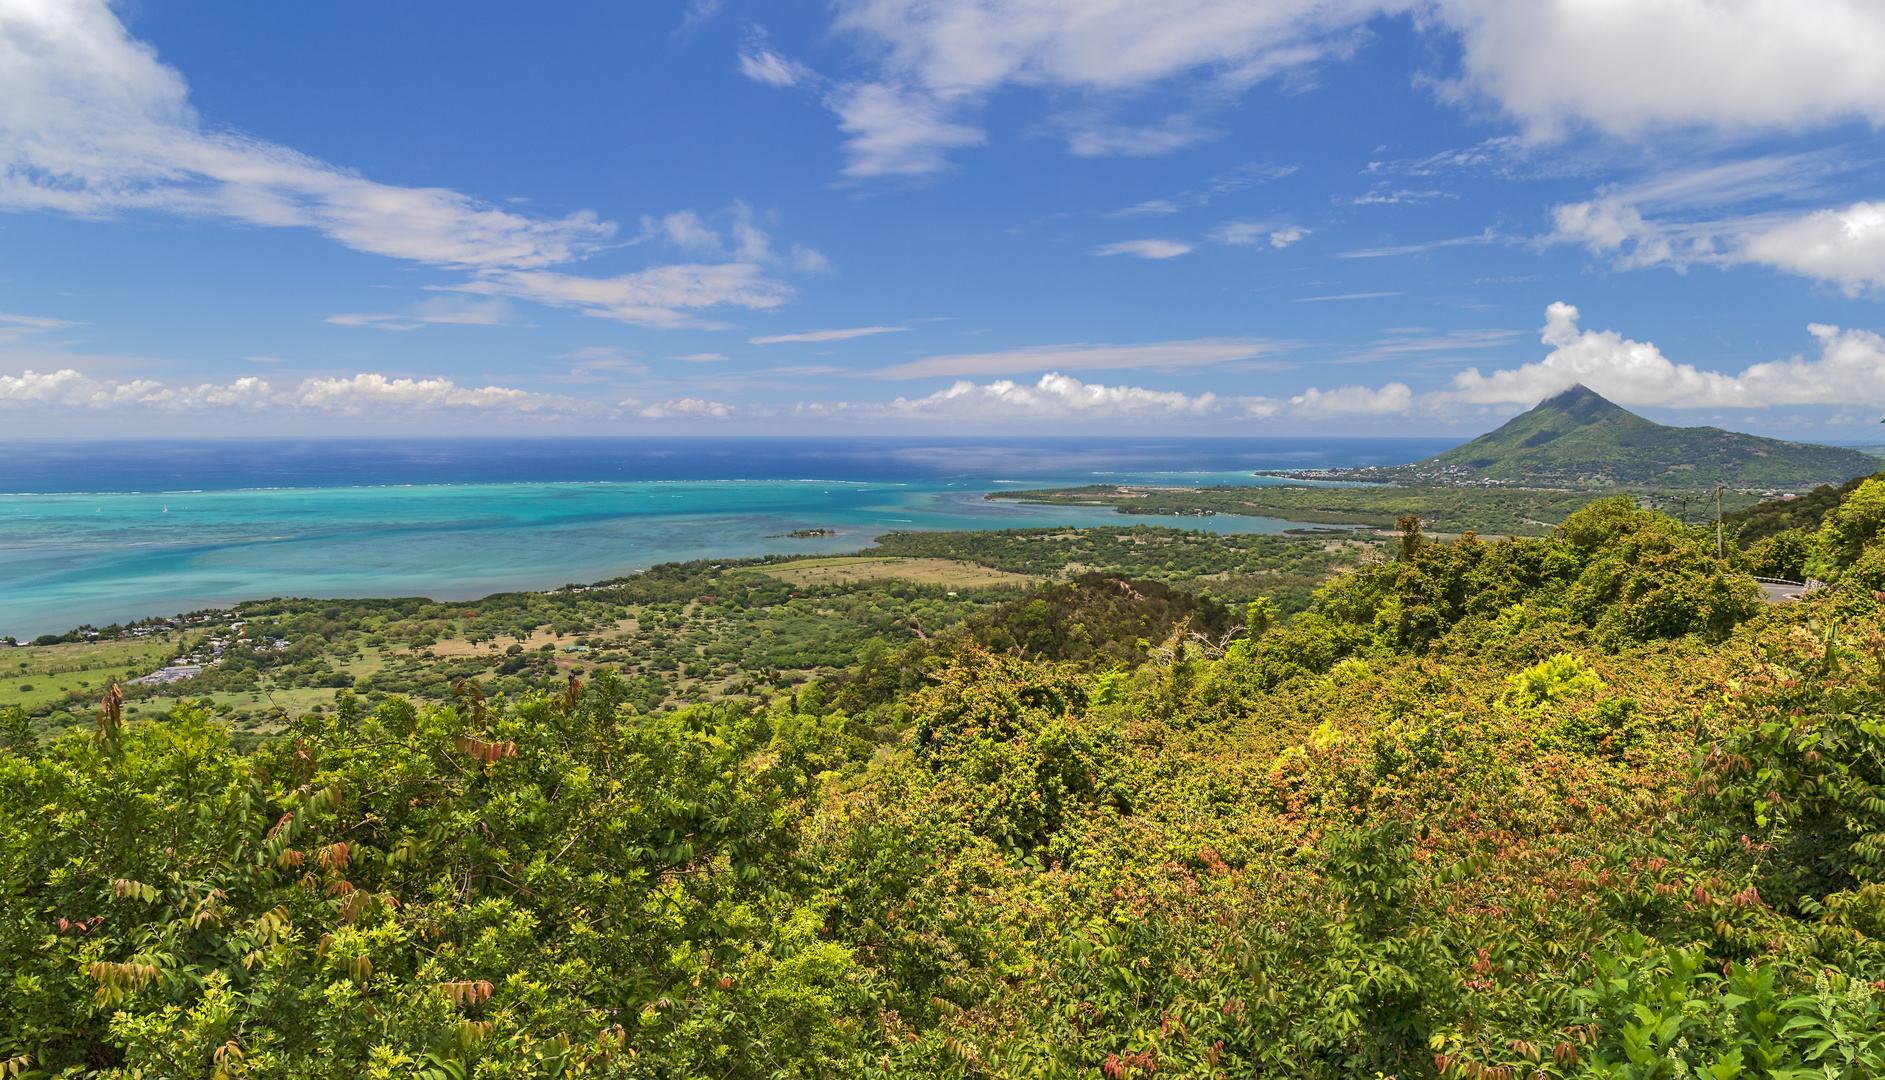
[764,527,837,538]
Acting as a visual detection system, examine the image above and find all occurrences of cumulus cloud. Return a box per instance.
[814,0,1377,176]
[863,337,1286,379]
[1245,382,1414,419]
[1091,239,1192,259]
[0,0,800,328]
[1552,195,1885,295]
[749,326,907,344]
[0,367,591,416]
[882,372,1217,419]
[760,0,1885,180]
[1218,302,1885,419]
[1432,0,1885,138]
[1449,302,1885,408]
[639,397,733,419]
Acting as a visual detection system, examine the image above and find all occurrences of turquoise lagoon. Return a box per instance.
[0,437,1456,637]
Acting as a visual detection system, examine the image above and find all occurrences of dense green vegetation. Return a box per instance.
[1332,385,1881,489]
[1725,473,1885,548]
[870,526,1365,608]
[985,482,1705,537]
[21,498,1885,1076]
[2,527,1373,744]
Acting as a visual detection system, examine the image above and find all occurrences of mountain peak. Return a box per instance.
[1413,383,1878,488]
[1533,384,1623,424]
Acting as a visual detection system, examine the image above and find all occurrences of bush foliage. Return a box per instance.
[16,494,1885,1077]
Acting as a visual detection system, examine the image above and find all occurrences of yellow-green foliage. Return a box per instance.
[15,489,1885,1079]
[1502,652,1603,709]
[1817,476,1885,572]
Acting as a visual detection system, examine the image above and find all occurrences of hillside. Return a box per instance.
[1318,385,1879,490]
[17,498,1885,1076]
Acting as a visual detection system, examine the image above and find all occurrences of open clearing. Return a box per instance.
[750,557,1035,589]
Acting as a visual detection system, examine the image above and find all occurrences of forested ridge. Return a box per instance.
[16,489,1885,1077]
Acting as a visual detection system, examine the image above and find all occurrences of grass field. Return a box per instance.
[0,636,178,712]
[747,556,1036,589]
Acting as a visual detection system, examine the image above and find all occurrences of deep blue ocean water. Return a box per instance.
[0,437,1458,638]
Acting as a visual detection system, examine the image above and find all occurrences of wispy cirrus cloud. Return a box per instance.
[1336,230,1502,258]
[1091,239,1192,259]
[1111,162,1297,218]
[749,326,907,344]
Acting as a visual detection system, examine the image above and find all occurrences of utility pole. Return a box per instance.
[1716,483,1725,559]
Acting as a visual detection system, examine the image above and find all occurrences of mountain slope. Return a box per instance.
[1417,385,1879,489]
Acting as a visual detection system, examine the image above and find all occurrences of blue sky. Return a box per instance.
[4,0,1885,437]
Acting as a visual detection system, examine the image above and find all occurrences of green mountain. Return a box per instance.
[1414,384,1880,489]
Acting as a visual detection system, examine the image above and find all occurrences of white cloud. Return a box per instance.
[738,46,818,89]
[324,313,425,332]
[1348,184,1453,206]
[1449,302,1885,409]
[1552,194,1885,295]
[1065,116,1218,158]
[1293,291,1400,302]
[778,1,1885,180]
[1231,302,1885,418]
[790,244,834,274]
[0,369,275,409]
[1113,162,1298,218]
[451,264,793,329]
[0,0,613,267]
[1091,239,1192,259]
[672,352,728,362]
[1213,221,1309,248]
[0,311,81,344]
[827,82,987,179]
[1266,225,1310,248]
[1336,230,1502,258]
[639,397,733,419]
[1335,326,1521,363]
[0,313,77,330]
[1432,0,1885,138]
[883,372,1218,419]
[292,373,557,412]
[864,337,1285,379]
[0,0,802,329]
[1246,382,1414,419]
[640,210,726,256]
[0,365,602,417]
[749,326,907,344]
[818,0,1377,176]
[326,296,520,331]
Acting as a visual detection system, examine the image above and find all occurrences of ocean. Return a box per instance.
[0,437,1457,638]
